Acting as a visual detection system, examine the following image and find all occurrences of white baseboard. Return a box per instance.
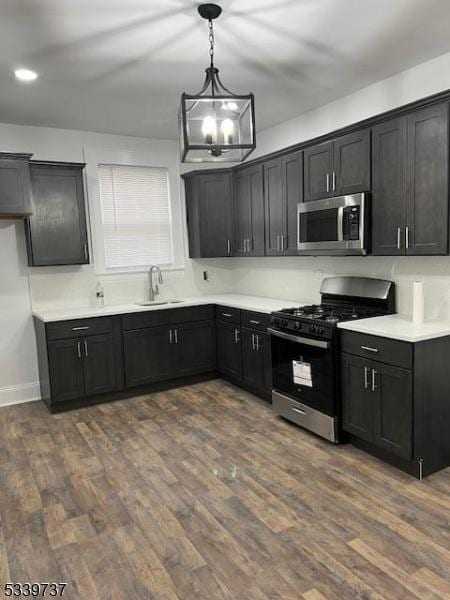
[0,382,41,408]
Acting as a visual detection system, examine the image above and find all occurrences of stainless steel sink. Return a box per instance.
[135,300,184,307]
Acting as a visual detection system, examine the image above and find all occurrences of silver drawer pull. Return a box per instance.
[292,407,307,416]
[222,313,232,318]
[249,320,260,325]
[360,345,379,353]
[72,326,89,331]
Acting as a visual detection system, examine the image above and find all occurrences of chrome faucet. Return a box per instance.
[149,265,163,302]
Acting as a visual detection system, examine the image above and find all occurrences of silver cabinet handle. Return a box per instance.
[372,369,377,392]
[227,239,231,254]
[249,320,260,325]
[332,171,336,192]
[84,244,88,261]
[169,329,173,344]
[405,226,410,250]
[77,341,82,359]
[361,345,379,353]
[251,333,255,350]
[234,328,240,344]
[255,335,260,351]
[280,235,285,252]
[397,227,401,250]
[276,235,280,252]
[364,366,369,389]
[326,173,330,193]
[72,326,89,331]
[292,406,307,416]
[248,238,253,253]
[84,340,88,357]
[174,329,178,344]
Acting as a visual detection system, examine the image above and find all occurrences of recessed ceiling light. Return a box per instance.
[14,68,38,82]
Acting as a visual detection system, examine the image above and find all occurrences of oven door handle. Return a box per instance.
[267,328,330,349]
[337,206,344,242]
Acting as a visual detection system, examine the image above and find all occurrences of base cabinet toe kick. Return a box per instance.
[272,391,339,443]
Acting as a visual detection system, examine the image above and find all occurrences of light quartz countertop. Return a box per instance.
[32,294,303,323]
[338,314,450,342]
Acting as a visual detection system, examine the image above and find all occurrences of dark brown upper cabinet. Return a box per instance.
[304,130,370,201]
[233,164,265,256]
[264,150,302,255]
[372,103,448,255]
[25,161,90,266]
[0,153,33,218]
[184,170,233,258]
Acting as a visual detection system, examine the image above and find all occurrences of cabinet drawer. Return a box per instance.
[216,305,241,324]
[46,317,113,341]
[241,310,270,332]
[340,331,412,369]
[122,304,214,331]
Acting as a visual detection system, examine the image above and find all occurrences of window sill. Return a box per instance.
[94,264,186,277]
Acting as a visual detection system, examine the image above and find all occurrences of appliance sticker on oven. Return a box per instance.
[292,360,313,387]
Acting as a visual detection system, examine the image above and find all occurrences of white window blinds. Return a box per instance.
[98,164,172,269]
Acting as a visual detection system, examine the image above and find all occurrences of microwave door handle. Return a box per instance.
[337,206,344,242]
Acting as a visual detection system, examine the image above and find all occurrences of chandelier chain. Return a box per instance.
[208,19,214,67]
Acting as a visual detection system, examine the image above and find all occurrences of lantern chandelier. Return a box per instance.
[179,3,256,163]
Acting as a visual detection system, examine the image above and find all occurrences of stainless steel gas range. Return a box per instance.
[269,276,395,443]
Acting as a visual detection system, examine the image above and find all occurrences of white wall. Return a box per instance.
[230,51,450,318]
[0,123,233,406]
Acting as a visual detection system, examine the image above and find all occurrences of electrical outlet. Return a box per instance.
[203,270,210,281]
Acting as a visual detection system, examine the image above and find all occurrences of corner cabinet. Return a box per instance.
[25,161,90,266]
[372,103,449,255]
[303,130,370,201]
[341,330,450,478]
[184,170,233,258]
[0,153,32,217]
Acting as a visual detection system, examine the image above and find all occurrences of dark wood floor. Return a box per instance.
[1,380,450,599]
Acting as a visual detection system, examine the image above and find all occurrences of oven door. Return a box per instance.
[269,328,336,416]
[297,193,367,254]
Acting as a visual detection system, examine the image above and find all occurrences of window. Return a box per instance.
[97,164,173,270]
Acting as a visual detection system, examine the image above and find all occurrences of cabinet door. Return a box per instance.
[242,329,273,394]
[334,129,370,196]
[341,353,374,442]
[0,157,32,216]
[198,172,233,257]
[26,165,89,266]
[281,150,302,255]
[406,103,449,255]
[303,141,333,201]
[123,326,174,388]
[233,167,250,256]
[264,158,284,255]
[175,320,216,377]
[373,362,412,460]
[216,320,242,380]
[247,164,265,256]
[83,334,116,397]
[372,117,407,255]
[48,339,85,403]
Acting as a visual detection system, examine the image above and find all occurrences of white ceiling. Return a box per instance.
[2,0,450,140]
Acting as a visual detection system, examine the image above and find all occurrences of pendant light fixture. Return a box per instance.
[179,3,256,163]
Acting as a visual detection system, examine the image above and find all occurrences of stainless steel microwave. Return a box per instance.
[297,193,369,255]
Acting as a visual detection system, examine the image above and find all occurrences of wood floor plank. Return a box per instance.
[0,379,449,599]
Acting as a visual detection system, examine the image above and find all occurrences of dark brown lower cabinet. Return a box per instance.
[342,353,412,459]
[341,330,450,478]
[242,328,272,394]
[216,319,242,380]
[123,325,174,388]
[48,334,116,403]
[176,320,216,377]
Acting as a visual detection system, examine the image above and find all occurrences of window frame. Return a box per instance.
[83,145,186,276]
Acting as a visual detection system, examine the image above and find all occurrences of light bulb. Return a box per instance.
[14,68,38,82]
[227,102,238,111]
[221,118,234,145]
[201,115,217,145]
